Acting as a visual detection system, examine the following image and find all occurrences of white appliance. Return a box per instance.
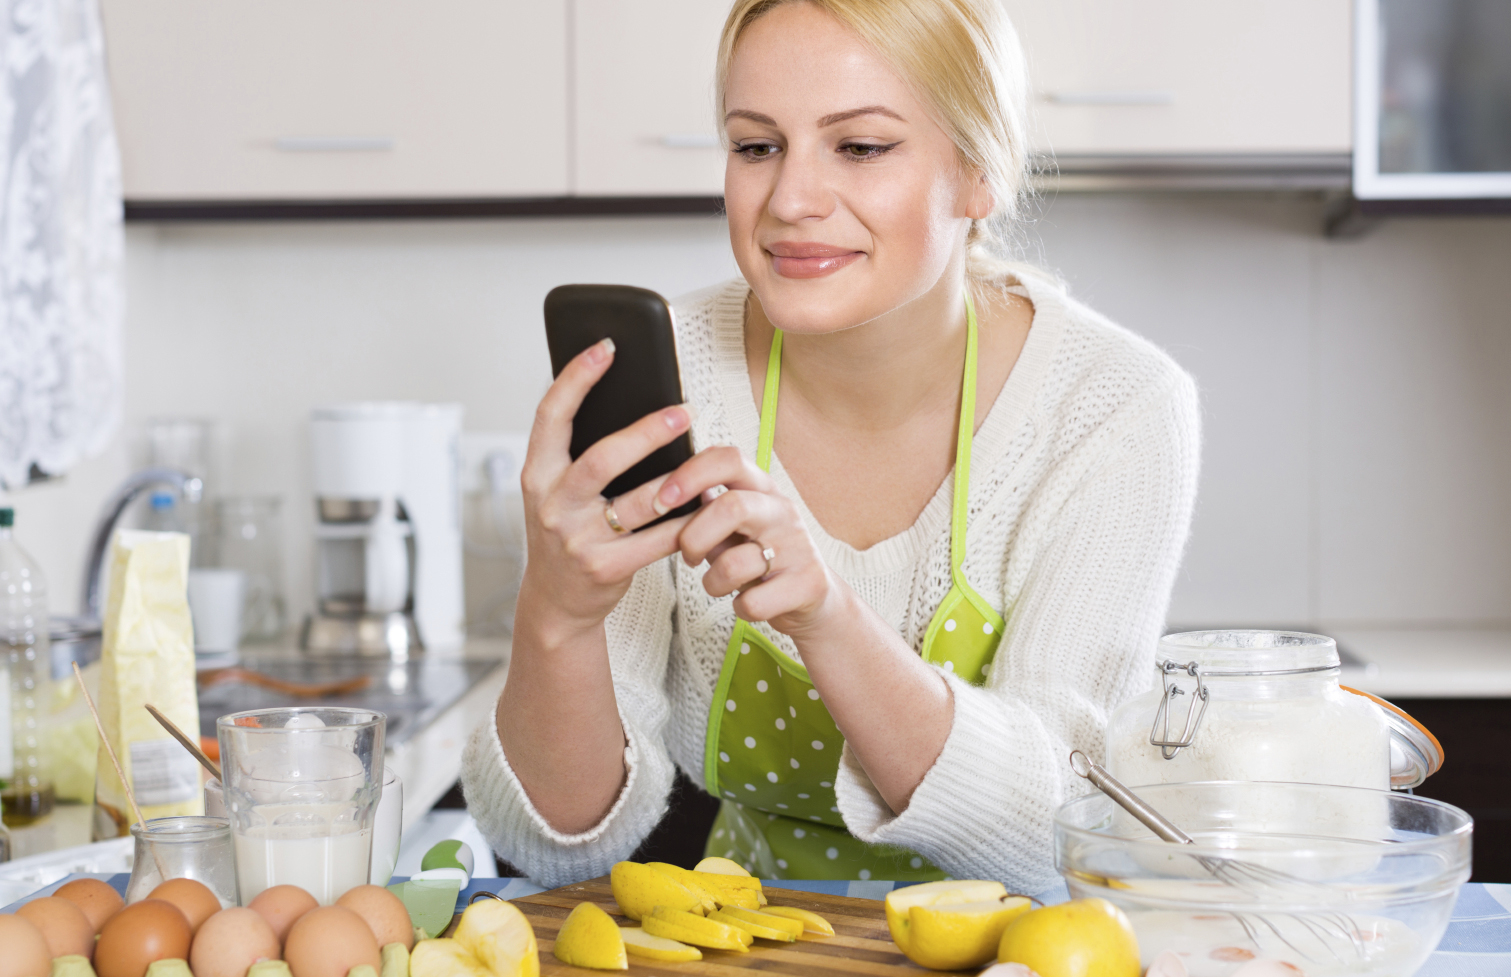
[302,403,465,656]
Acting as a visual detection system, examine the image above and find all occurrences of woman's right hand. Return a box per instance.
[517,338,697,642]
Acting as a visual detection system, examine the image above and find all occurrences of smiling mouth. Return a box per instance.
[765,242,864,279]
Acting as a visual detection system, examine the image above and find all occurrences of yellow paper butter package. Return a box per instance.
[92,530,203,839]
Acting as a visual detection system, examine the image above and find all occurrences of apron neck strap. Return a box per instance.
[755,291,980,573]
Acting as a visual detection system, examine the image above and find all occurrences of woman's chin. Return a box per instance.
[749,266,895,335]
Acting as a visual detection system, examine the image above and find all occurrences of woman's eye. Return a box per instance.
[734,143,780,160]
[840,142,898,159]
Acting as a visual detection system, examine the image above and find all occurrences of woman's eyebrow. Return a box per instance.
[723,106,908,128]
[725,109,779,126]
[817,105,906,127]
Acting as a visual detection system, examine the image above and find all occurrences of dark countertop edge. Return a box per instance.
[124,195,728,222]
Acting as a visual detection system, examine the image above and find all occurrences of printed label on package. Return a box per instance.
[130,736,200,806]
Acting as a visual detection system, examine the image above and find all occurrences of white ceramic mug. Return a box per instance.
[188,568,246,652]
[370,768,403,884]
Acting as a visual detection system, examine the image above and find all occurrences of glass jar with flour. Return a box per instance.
[1106,630,1439,791]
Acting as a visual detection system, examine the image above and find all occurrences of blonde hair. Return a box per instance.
[716,0,1032,284]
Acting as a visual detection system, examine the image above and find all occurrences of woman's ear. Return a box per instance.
[965,173,995,221]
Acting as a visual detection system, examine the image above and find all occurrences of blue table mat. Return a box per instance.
[15,875,1511,973]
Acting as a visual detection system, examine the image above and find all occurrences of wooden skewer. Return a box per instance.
[73,662,168,879]
[146,703,222,782]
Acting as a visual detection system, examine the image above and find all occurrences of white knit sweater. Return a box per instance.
[461,271,1201,891]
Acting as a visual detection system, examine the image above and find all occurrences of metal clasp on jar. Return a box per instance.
[1149,659,1210,759]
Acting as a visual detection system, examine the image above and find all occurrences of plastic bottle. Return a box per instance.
[0,507,55,826]
[142,491,186,533]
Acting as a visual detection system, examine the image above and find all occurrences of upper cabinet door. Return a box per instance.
[103,0,568,199]
[573,0,727,196]
[1001,0,1351,156]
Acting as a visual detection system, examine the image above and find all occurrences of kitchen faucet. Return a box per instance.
[81,467,203,621]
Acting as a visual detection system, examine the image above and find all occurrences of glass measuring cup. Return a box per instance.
[218,707,385,905]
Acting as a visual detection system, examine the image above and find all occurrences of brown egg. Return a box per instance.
[0,914,52,977]
[54,878,125,934]
[282,906,381,977]
[248,885,319,946]
[17,896,96,959]
[95,899,193,977]
[190,908,281,977]
[148,878,222,934]
[335,885,414,950]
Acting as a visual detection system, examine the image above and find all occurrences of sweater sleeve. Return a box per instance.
[834,369,1201,893]
[460,558,681,887]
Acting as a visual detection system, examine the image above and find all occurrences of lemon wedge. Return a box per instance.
[454,898,540,977]
[713,906,805,940]
[619,927,702,963]
[694,856,750,876]
[902,898,1032,970]
[760,906,835,937]
[884,880,1008,953]
[551,902,627,970]
[643,908,752,952]
[609,861,704,921]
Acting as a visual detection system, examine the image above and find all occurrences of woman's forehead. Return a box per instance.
[724,3,924,125]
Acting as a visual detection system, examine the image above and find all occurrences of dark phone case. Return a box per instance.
[544,284,700,522]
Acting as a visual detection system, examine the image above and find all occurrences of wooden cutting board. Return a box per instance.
[512,877,948,977]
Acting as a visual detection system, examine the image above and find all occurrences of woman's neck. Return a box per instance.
[745,273,969,433]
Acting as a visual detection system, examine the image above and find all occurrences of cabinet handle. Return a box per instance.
[660,133,721,149]
[1044,91,1174,106]
[275,137,396,152]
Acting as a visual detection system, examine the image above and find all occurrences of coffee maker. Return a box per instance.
[301,403,465,657]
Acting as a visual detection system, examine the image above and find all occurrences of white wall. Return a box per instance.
[5,196,1511,635]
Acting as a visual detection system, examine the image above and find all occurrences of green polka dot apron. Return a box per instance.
[701,294,1006,880]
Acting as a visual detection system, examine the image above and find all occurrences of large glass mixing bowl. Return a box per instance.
[1055,782,1471,976]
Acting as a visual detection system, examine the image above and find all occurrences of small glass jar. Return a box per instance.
[124,816,237,907]
[1107,631,1405,791]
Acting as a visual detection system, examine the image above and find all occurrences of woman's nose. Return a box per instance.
[766,147,835,224]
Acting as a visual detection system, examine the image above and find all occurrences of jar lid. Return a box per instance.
[1160,630,1340,676]
[1342,686,1445,789]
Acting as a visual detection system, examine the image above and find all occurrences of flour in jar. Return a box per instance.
[1107,681,1391,791]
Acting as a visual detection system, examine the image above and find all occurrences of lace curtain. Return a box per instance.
[0,0,124,488]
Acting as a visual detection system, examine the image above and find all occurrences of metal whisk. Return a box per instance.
[1068,751,1368,965]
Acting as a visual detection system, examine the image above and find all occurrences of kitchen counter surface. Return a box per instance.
[4,637,510,860]
[1333,627,1511,699]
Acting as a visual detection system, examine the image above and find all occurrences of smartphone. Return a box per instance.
[543,284,700,522]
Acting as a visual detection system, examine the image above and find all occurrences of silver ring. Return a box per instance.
[604,501,628,534]
[761,546,776,575]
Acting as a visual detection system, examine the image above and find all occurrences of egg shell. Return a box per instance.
[0,914,52,977]
[336,885,415,950]
[54,877,126,933]
[191,908,282,977]
[249,886,320,946]
[149,879,222,934]
[96,899,193,977]
[283,906,382,977]
[17,896,97,959]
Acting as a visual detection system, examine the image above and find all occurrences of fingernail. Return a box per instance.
[654,482,681,515]
[588,337,615,365]
[665,404,693,432]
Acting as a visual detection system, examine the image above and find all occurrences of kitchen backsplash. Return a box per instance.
[5,195,1510,632]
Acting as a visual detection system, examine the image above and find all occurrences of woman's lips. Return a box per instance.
[766,242,864,279]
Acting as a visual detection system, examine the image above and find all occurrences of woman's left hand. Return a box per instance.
[656,445,849,639]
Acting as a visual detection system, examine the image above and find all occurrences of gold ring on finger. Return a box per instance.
[761,546,776,575]
[604,500,628,535]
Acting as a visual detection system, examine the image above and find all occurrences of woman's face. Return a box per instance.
[723,2,990,334]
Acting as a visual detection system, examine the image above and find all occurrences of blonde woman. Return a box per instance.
[463,0,1199,890]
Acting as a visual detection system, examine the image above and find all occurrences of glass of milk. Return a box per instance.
[218,707,385,906]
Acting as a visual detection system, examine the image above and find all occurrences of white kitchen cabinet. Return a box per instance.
[1001,0,1351,156]
[572,0,727,196]
[102,0,568,200]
